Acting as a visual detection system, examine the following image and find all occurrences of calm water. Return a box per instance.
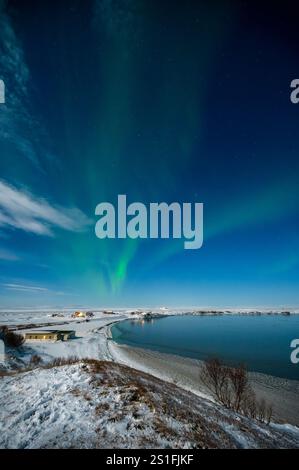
[111,315,299,380]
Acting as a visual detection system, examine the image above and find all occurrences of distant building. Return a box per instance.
[71,311,86,318]
[25,330,75,341]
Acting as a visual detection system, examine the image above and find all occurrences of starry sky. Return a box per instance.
[0,0,299,308]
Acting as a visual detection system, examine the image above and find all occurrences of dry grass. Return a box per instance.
[1,357,297,448]
[95,402,110,415]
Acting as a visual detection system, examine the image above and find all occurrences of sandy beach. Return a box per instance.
[109,341,299,427]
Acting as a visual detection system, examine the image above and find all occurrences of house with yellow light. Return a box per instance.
[25,330,75,341]
[71,311,86,318]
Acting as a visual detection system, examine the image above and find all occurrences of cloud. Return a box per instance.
[0,1,58,168]
[0,1,36,162]
[2,283,49,292]
[2,282,75,297]
[0,180,92,236]
[0,248,19,261]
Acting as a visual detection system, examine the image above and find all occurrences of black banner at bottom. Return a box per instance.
[0,449,295,468]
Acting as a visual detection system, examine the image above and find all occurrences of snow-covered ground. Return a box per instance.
[1,305,298,327]
[1,308,299,449]
[1,306,298,371]
[0,310,132,368]
[1,360,299,449]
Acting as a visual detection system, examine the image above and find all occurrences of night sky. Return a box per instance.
[0,0,299,308]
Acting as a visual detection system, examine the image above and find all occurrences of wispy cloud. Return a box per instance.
[3,283,49,292]
[0,248,19,261]
[0,1,36,163]
[2,282,75,297]
[0,1,57,168]
[0,180,92,236]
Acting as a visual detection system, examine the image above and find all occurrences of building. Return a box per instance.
[25,330,75,341]
[71,311,86,318]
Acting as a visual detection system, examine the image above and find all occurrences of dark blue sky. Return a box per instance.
[0,0,299,308]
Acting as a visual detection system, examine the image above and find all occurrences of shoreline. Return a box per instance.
[4,311,299,427]
[106,328,299,427]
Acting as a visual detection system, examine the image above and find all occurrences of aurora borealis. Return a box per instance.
[0,0,299,308]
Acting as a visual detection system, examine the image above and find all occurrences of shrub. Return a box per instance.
[1,328,25,348]
[30,354,43,366]
[0,325,8,337]
[200,358,232,408]
[200,357,273,424]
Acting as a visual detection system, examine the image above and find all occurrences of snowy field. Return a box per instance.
[1,360,299,449]
[1,306,298,369]
[1,307,299,448]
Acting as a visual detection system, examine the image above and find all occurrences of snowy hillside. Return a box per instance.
[0,360,298,449]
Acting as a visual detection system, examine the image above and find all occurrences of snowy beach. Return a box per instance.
[108,342,299,427]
